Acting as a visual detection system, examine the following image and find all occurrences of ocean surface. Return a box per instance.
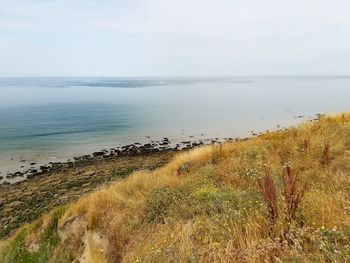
[1,77,350,181]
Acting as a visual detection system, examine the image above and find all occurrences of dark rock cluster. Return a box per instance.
[0,137,237,186]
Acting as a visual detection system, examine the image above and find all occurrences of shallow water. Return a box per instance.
[0,77,349,180]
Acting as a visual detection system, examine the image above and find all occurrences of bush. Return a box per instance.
[245,147,260,160]
[192,185,238,216]
[143,186,188,223]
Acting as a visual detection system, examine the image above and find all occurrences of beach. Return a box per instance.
[0,149,178,239]
[1,77,350,182]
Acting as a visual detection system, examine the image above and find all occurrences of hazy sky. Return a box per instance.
[1,0,350,77]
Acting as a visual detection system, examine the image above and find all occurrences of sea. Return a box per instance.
[1,76,350,182]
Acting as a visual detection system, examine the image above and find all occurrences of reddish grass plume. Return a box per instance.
[282,165,307,221]
[257,172,278,226]
[321,142,330,165]
[303,138,310,152]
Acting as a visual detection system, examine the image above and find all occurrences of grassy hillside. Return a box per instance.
[1,114,350,262]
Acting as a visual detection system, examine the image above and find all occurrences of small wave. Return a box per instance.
[0,124,133,141]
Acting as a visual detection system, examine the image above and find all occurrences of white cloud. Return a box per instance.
[1,0,350,76]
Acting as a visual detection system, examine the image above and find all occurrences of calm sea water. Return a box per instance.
[0,77,350,178]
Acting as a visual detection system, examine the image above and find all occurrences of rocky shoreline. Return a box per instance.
[1,113,320,186]
[0,150,178,239]
[0,136,234,186]
[0,114,321,239]
[0,136,240,239]
[1,114,321,240]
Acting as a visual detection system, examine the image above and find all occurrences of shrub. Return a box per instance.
[143,186,193,223]
[245,147,259,160]
[143,187,179,223]
[192,185,238,216]
[176,163,190,176]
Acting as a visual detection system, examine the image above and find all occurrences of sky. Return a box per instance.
[1,0,350,77]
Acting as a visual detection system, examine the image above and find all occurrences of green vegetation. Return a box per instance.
[2,113,350,262]
[1,207,67,263]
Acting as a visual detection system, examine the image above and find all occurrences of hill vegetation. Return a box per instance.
[1,114,350,262]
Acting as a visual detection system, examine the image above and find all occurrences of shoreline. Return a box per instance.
[0,114,321,239]
[1,113,315,186]
[0,150,178,239]
[0,136,234,186]
[1,112,341,262]
[0,135,253,239]
[0,135,240,238]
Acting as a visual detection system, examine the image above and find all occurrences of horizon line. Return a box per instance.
[1,75,350,79]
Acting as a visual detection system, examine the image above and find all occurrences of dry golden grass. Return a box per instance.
[0,240,10,253]
[2,113,350,262]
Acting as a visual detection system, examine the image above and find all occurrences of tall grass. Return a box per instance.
[257,173,278,230]
[321,142,331,165]
[282,165,307,223]
[2,113,350,262]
